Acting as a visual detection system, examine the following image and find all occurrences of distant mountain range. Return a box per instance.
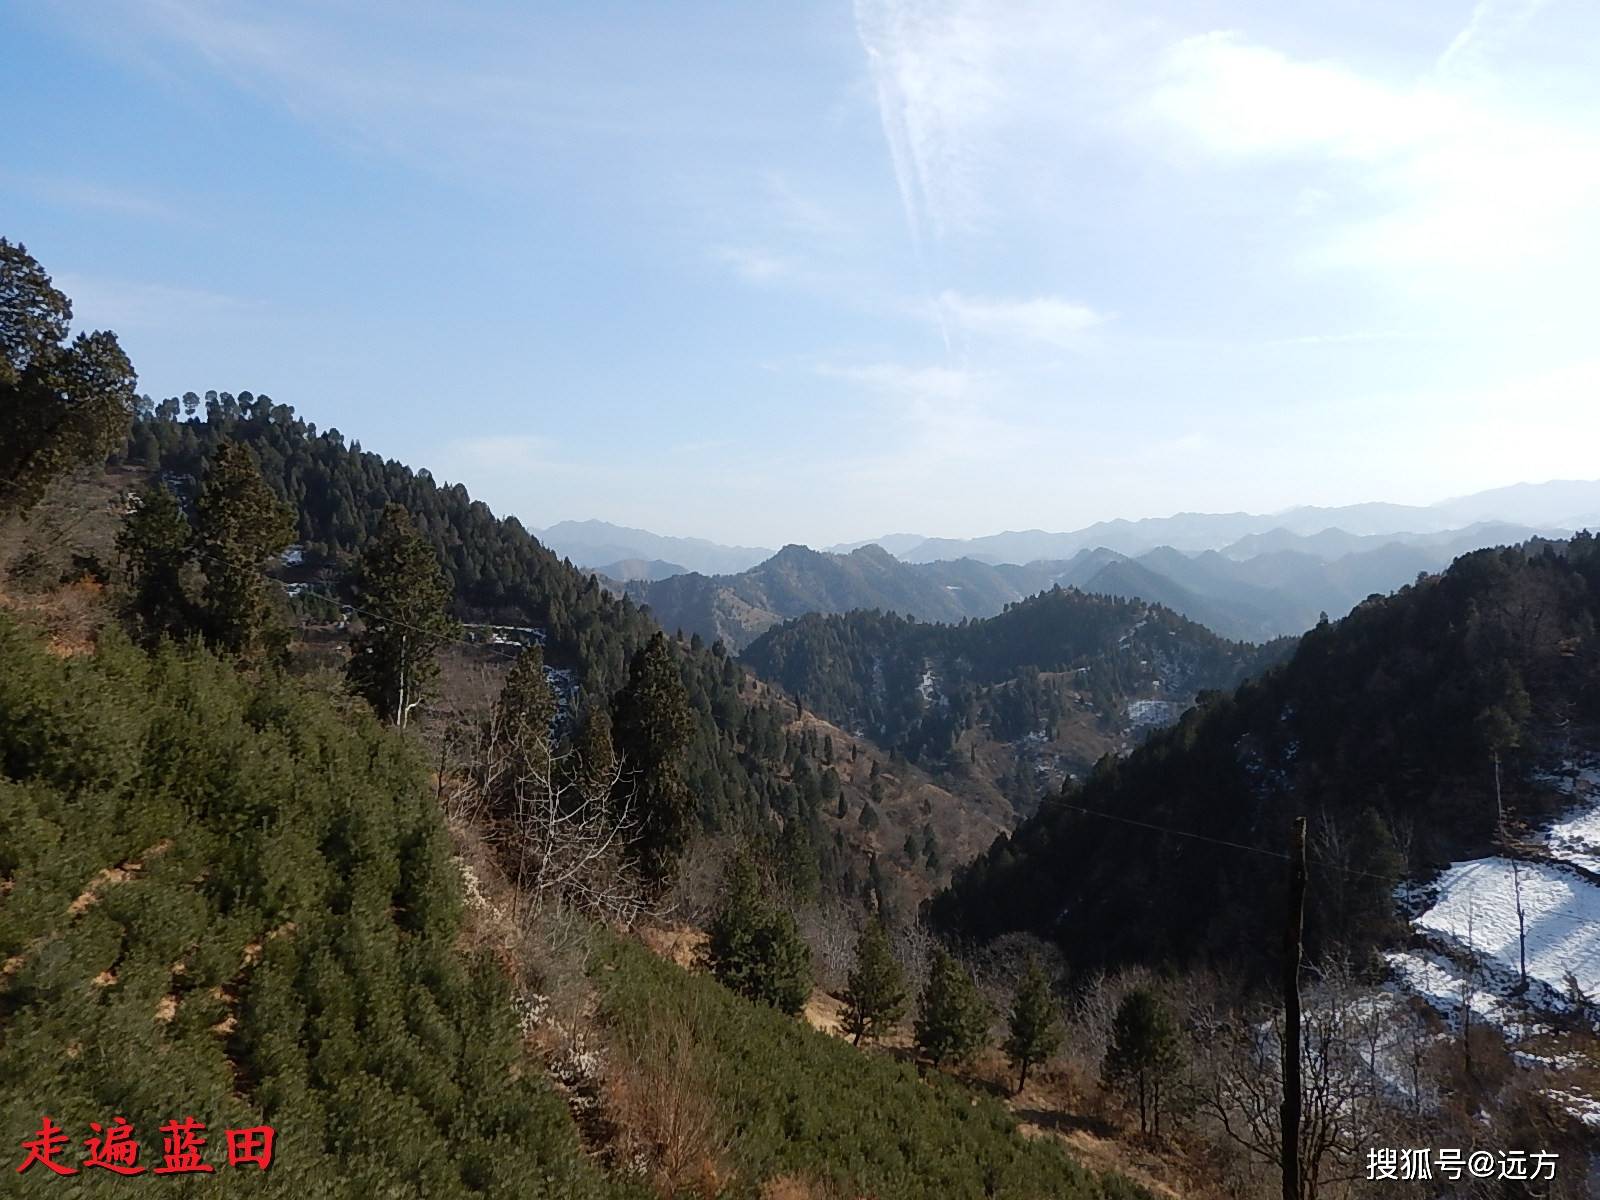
[536,519,771,576]
[547,480,1600,576]
[606,522,1570,648]
[542,481,1598,647]
[848,479,1600,564]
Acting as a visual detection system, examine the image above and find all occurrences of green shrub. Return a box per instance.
[0,616,635,1198]
[595,935,1148,1200]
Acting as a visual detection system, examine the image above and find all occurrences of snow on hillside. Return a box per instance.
[1125,698,1184,731]
[1395,754,1600,1022]
[1411,857,1600,1002]
[1540,764,1600,874]
[1383,756,1600,1135]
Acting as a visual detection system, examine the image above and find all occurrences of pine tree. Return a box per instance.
[492,643,557,791]
[1102,987,1180,1135]
[612,632,696,883]
[115,484,195,644]
[0,240,139,515]
[194,440,295,658]
[843,919,907,1046]
[778,817,821,903]
[346,502,459,727]
[566,703,617,801]
[706,857,812,1015]
[1003,956,1062,1093]
[914,949,991,1068]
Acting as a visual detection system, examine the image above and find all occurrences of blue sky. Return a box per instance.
[4,1,1599,546]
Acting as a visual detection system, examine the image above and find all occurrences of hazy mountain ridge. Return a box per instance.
[538,518,772,576]
[884,480,1600,564]
[614,520,1573,647]
[542,481,1600,579]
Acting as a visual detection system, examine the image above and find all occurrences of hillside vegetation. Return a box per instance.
[117,401,1017,914]
[934,538,1600,980]
[742,589,1285,773]
[591,935,1149,1200]
[615,525,1572,647]
[0,616,632,1197]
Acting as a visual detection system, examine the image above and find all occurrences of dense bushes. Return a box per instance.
[594,935,1149,1200]
[0,617,634,1197]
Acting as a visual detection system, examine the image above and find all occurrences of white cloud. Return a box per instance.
[4,173,182,222]
[67,1,678,181]
[1146,33,1457,163]
[818,360,1036,481]
[1143,29,1600,273]
[936,291,1106,347]
[1436,0,1551,79]
[853,0,1010,244]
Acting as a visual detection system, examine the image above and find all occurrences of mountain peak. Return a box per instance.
[849,543,899,565]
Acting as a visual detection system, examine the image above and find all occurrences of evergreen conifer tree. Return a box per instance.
[194,440,295,658]
[566,703,617,802]
[843,919,907,1046]
[0,240,139,515]
[492,643,557,791]
[1003,956,1062,1093]
[914,948,991,1067]
[346,502,459,727]
[706,856,812,1015]
[115,484,195,643]
[612,631,695,883]
[1102,987,1180,1135]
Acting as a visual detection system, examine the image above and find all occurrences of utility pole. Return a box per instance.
[1281,815,1306,1200]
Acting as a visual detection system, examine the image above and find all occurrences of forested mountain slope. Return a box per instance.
[0,615,1143,1200]
[117,401,1009,913]
[932,537,1600,983]
[742,588,1285,774]
[0,618,630,1198]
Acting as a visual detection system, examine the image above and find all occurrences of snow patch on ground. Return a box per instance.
[1413,857,1600,1001]
[1540,766,1600,875]
[1545,1089,1600,1128]
[1125,698,1184,731]
[1384,949,1518,1029]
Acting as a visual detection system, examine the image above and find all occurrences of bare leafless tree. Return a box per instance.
[439,686,648,929]
[798,898,861,992]
[1191,966,1394,1200]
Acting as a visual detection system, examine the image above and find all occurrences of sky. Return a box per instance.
[4,0,1600,547]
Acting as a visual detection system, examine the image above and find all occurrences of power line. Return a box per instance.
[1048,798,1600,930]
[1046,798,1396,882]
